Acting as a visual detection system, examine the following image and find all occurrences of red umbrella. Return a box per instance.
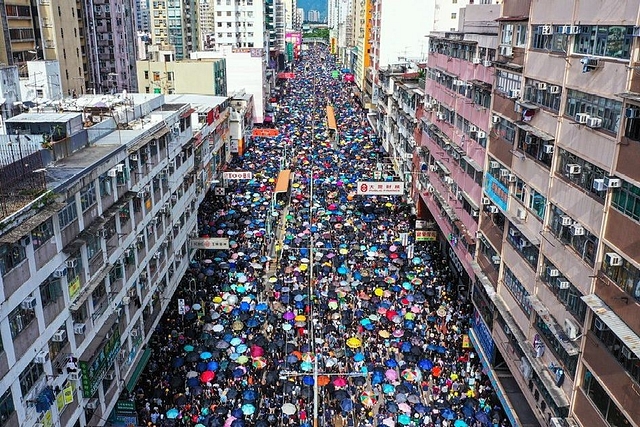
[385,310,398,321]
[200,370,215,383]
[250,345,264,357]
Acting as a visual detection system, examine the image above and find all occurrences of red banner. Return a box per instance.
[252,128,279,137]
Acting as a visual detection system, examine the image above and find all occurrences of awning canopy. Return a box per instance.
[274,169,292,194]
[180,108,196,118]
[101,192,136,220]
[515,122,554,141]
[126,348,152,393]
[70,263,112,311]
[468,79,492,90]
[509,216,540,245]
[0,202,64,244]
[462,156,483,174]
[581,294,640,359]
[128,127,170,154]
[460,190,479,211]
[434,160,451,175]
[527,296,580,356]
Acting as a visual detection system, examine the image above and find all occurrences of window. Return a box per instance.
[0,389,15,427]
[523,78,561,112]
[565,89,622,133]
[450,12,457,19]
[548,204,599,267]
[574,25,634,60]
[8,305,35,338]
[30,218,54,250]
[0,244,26,276]
[582,369,633,426]
[493,116,517,144]
[500,24,513,46]
[516,128,554,168]
[515,24,527,47]
[19,362,44,396]
[625,106,640,141]
[80,182,97,211]
[513,180,547,218]
[86,235,101,260]
[601,244,640,301]
[144,70,149,79]
[531,25,568,53]
[611,180,640,222]
[556,148,608,199]
[495,69,521,95]
[541,258,587,322]
[40,277,62,306]
[503,267,532,316]
[506,222,539,268]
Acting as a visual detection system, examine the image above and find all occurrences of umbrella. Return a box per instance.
[200,351,213,359]
[241,404,255,415]
[333,377,347,387]
[442,408,456,420]
[200,371,215,383]
[346,337,361,348]
[397,414,411,425]
[340,398,354,412]
[360,391,376,407]
[166,408,179,419]
[454,420,469,427]
[282,403,297,415]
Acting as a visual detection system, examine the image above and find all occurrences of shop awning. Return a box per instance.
[274,169,292,194]
[0,202,64,244]
[434,160,451,175]
[581,294,640,359]
[126,348,152,393]
[515,122,554,141]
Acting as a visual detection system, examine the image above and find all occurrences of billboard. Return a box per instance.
[285,32,302,59]
[356,181,405,195]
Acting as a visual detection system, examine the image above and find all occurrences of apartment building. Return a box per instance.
[0,92,230,427]
[350,0,372,107]
[148,0,199,59]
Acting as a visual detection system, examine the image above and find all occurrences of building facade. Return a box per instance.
[136,57,227,96]
[147,0,199,59]
[0,92,230,427]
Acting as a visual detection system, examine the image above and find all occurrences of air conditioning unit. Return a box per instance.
[477,131,486,139]
[564,318,580,340]
[622,347,638,360]
[469,125,477,132]
[69,371,82,381]
[136,191,145,198]
[566,164,582,175]
[115,164,124,173]
[549,85,561,94]
[575,113,589,124]
[594,318,606,331]
[472,57,482,64]
[525,134,535,145]
[592,178,606,192]
[550,418,564,427]
[560,215,573,226]
[517,208,527,220]
[508,228,520,238]
[444,176,454,185]
[436,113,446,121]
[453,79,465,86]
[507,173,517,182]
[586,117,602,128]
[499,45,512,57]
[137,235,144,243]
[603,176,621,188]
[508,89,521,99]
[557,279,570,289]
[543,144,554,154]
[483,59,492,67]
[130,154,138,161]
[52,330,67,342]
[491,255,501,265]
[560,25,580,35]
[86,399,99,410]
[105,371,116,380]
[471,210,479,217]
[107,168,118,177]
[130,329,139,338]
[35,351,50,364]
[171,194,178,202]
[153,252,161,259]
[73,323,86,335]
[481,197,491,205]
[66,259,78,269]
[21,297,37,310]
[20,236,31,247]
[605,252,622,266]
[541,25,553,35]
[547,266,560,277]
[625,107,640,118]
[492,115,500,124]
[52,268,67,278]
[570,223,585,236]
[122,296,131,305]
[489,161,499,169]
[499,168,509,177]
[488,206,499,213]
[535,82,547,90]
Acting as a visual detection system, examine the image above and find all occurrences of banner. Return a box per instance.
[223,171,253,180]
[415,230,437,242]
[189,238,230,250]
[356,181,404,195]
[251,128,279,137]
[68,276,81,301]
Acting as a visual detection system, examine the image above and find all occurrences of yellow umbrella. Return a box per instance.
[378,330,390,338]
[339,248,348,255]
[374,288,384,297]
[213,296,223,303]
[405,312,416,320]
[346,337,362,348]
[300,264,308,271]
[294,314,306,322]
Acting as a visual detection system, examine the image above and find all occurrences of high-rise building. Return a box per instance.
[147,0,199,59]
[199,0,267,52]
[135,0,151,32]
[307,9,321,23]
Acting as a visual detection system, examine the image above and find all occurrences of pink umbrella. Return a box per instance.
[398,402,412,413]
[224,416,236,427]
[385,369,398,381]
[200,370,215,383]
[333,377,347,387]
[250,345,264,357]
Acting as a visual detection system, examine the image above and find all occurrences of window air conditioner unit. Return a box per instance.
[499,168,509,177]
[575,113,589,124]
[508,228,520,238]
[73,323,86,335]
[566,164,582,175]
[105,371,116,380]
[477,131,486,139]
[53,268,67,278]
[115,164,124,173]
[570,223,585,236]
[436,113,446,121]
[35,351,50,364]
[592,178,606,192]
[130,329,139,337]
[69,371,82,381]
[483,59,492,67]
[489,161,500,169]
[594,318,606,331]
[492,115,500,124]
[564,318,580,340]
[86,399,99,410]
[66,259,77,268]
[557,279,570,289]
[153,252,161,259]
[130,154,138,161]
[469,125,477,132]
[550,418,564,427]
[499,45,512,57]
[472,57,482,64]
[525,134,535,145]
[586,117,602,128]
[491,255,501,265]
[20,236,31,247]
[549,85,560,94]
[136,191,145,198]
[546,266,560,277]
[603,176,621,188]
[535,82,547,90]
[488,206,499,213]
[481,197,491,205]
[507,173,517,182]
[625,107,640,118]
[508,89,521,99]
[605,252,622,266]
[444,176,454,185]
[542,144,554,154]
[472,210,479,217]
[52,330,67,342]
[541,25,553,35]
[454,79,465,86]
[137,235,144,243]
[21,297,37,310]
[122,296,131,305]
[517,208,527,220]
[622,347,638,359]
[560,215,573,226]
[107,168,118,177]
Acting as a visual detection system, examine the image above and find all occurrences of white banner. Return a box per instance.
[189,238,230,250]
[223,171,253,180]
[178,299,186,315]
[356,181,405,195]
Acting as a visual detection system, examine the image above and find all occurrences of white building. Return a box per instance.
[191,48,268,124]
[0,65,22,133]
[199,0,267,51]
[296,7,305,26]
[19,61,64,105]
[329,0,354,66]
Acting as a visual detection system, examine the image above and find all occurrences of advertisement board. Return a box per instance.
[189,238,230,250]
[356,181,405,195]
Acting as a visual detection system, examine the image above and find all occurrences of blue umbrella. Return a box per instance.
[173,357,184,368]
[200,351,213,360]
[255,302,268,311]
[385,359,398,368]
[303,375,314,385]
[442,408,456,420]
[371,370,384,385]
[240,301,251,311]
[231,408,244,418]
[243,389,258,401]
[454,420,468,427]
[337,266,348,275]
[340,398,353,412]
[231,420,246,427]
[187,377,199,387]
[166,408,179,419]
[207,361,219,371]
[196,362,208,372]
[353,353,365,362]
[418,359,433,370]
[382,384,395,394]
[241,404,255,415]
[398,414,411,425]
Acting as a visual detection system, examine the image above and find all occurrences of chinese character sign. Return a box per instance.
[223,171,253,180]
[189,238,231,250]
[356,181,405,195]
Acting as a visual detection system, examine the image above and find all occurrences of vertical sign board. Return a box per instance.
[178,299,186,315]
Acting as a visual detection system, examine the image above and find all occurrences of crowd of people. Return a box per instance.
[130,45,510,427]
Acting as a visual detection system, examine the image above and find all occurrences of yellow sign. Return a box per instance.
[63,385,74,404]
[145,199,152,211]
[462,334,471,349]
[68,276,81,300]
[42,410,53,427]
[56,392,65,411]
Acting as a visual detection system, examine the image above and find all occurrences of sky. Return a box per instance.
[297,0,327,20]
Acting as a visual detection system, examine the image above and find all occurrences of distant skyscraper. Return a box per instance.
[136,0,151,32]
[308,9,321,22]
[149,0,200,59]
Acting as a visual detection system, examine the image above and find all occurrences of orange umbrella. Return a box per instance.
[317,375,330,386]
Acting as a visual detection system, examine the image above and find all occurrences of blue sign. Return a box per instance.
[484,173,509,211]
[473,310,495,360]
